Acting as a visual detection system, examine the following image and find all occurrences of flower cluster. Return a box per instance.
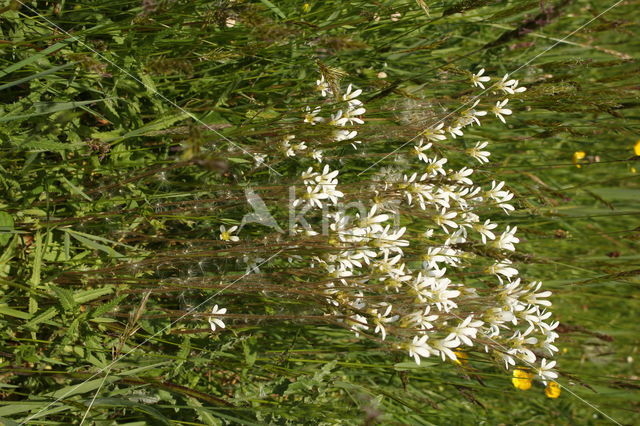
[213,68,558,385]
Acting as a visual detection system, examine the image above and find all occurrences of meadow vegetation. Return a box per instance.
[0,0,638,424]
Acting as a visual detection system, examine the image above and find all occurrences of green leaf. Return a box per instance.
[44,377,120,400]
[64,229,124,258]
[228,157,251,164]
[0,402,71,417]
[0,39,72,78]
[91,398,171,425]
[0,415,20,425]
[0,305,32,320]
[59,176,93,201]
[258,0,286,19]
[91,294,127,318]
[0,63,75,91]
[186,397,222,426]
[393,361,438,371]
[0,99,111,123]
[15,139,85,152]
[73,286,114,304]
[23,307,59,329]
[0,211,14,246]
[51,285,77,312]
[0,235,18,276]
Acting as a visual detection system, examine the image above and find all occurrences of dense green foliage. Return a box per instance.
[0,0,638,424]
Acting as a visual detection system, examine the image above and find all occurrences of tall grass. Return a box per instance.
[0,0,638,424]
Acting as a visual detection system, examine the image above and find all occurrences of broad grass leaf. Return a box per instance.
[0,212,14,246]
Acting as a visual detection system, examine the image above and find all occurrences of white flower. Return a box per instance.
[487,259,519,280]
[432,336,460,361]
[423,122,447,142]
[492,226,520,251]
[413,139,433,162]
[333,129,358,142]
[421,247,449,270]
[342,106,366,125]
[448,315,483,346]
[428,277,461,312]
[433,208,458,233]
[328,109,348,126]
[450,167,474,186]
[424,156,448,177]
[372,304,398,341]
[253,153,267,166]
[301,167,318,184]
[342,83,363,107]
[315,164,339,185]
[486,180,511,201]
[536,358,558,384]
[473,219,498,244]
[294,185,329,208]
[281,134,302,157]
[495,73,527,95]
[408,335,433,365]
[219,225,239,242]
[523,281,552,307]
[208,304,227,331]
[357,205,389,227]
[466,141,491,164]
[347,314,369,337]
[492,99,512,124]
[403,306,438,330]
[460,100,488,126]
[446,125,464,139]
[304,106,324,125]
[311,149,323,162]
[316,75,331,97]
[471,68,491,89]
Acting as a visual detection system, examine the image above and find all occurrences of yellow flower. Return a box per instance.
[572,151,586,168]
[303,3,311,12]
[545,381,561,398]
[634,140,640,156]
[453,350,468,366]
[512,368,533,390]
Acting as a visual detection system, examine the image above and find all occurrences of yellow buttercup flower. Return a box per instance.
[572,151,586,168]
[512,368,533,390]
[545,381,561,398]
[453,350,468,366]
[634,140,640,156]
[303,3,311,12]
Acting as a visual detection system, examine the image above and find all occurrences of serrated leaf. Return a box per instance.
[51,285,77,312]
[92,294,127,318]
[187,397,222,426]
